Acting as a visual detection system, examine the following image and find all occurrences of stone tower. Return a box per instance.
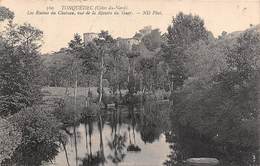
[83,33,98,45]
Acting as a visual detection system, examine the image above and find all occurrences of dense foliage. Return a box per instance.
[167,28,259,166]
[0,118,21,163]
[0,7,65,165]
[0,6,259,165]
[0,21,43,116]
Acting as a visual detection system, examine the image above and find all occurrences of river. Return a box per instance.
[3,102,259,166]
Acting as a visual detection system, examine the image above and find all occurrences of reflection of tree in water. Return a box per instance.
[80,116,105,166]
[80,151,105,166]
[107,109,127,164]
[139,102,170,143]
[98,114,105,165]
[67,121,84,166]
[107,132,127,164]
[164,123,259,166]
[73,125,79,166]
[127,104,141,152]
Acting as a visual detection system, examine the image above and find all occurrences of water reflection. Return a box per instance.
[164,122,259,166]
[79,117,105,166]
[107,109,127,164]
[50,103,171,166]
[5,102,259,166]
[126,104,141,152]
[139,103,171,144]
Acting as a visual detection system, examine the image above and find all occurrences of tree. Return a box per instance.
[44,51,74,87]
[105,43,128,99]
[134,27,165,97]
[184,39,226,80]
[80,37,100,100]
[162,12,210,92]
[96,31,115,103]
[126,44,141,96]
[166,12,209,47]
[225,30,260,84]
[170,29,259,152]
[135,57,155,99]
[0,21,43,116]
[0,6,14,22]
[82,31,115,103]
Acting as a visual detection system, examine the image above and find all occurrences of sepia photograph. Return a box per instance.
[0,0,259,165]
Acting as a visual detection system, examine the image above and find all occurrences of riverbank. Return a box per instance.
[42,86,170,103]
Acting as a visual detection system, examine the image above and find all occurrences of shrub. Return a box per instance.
[2,106,66,165]
[11,106,63,144]
[0,118,22,164]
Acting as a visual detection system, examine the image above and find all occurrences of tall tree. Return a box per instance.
[96,31,114,103]
[82,31,114,103]
[162,12,209,92]
[105,43,128,99]
[0,22,43,116]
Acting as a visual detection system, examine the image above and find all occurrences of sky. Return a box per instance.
[1,0,260,53]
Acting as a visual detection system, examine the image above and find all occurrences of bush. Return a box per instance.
[11,106,63,144]
[2,106,66,165]
[0,118,22,164]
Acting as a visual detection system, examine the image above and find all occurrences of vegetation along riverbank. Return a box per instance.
[0,5,259,166]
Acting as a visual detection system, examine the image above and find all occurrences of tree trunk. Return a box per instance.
[89,124,93,158]
[119,83,122,100]
[115,66,120,105]
[140,77,143,104]
[73,62,78,166]
[133,59,136,93]
[99,56,104,104]
[74,68,77,112]
[64,80,70,99]
[85,80,90,108]
[142,87,146,103]
[127,58,130,84]
[98,115,105,164]
[170,81,174,94]
[84,123,88,152]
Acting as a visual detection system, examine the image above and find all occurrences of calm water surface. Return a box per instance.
[49,104,172,166]
[50,122,170,166]
[3,102,259,166]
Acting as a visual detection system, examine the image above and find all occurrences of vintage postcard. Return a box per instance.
[0,0,259,166]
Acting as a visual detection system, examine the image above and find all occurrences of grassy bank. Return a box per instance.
[42,86,170,101]
[42,86,128,98]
